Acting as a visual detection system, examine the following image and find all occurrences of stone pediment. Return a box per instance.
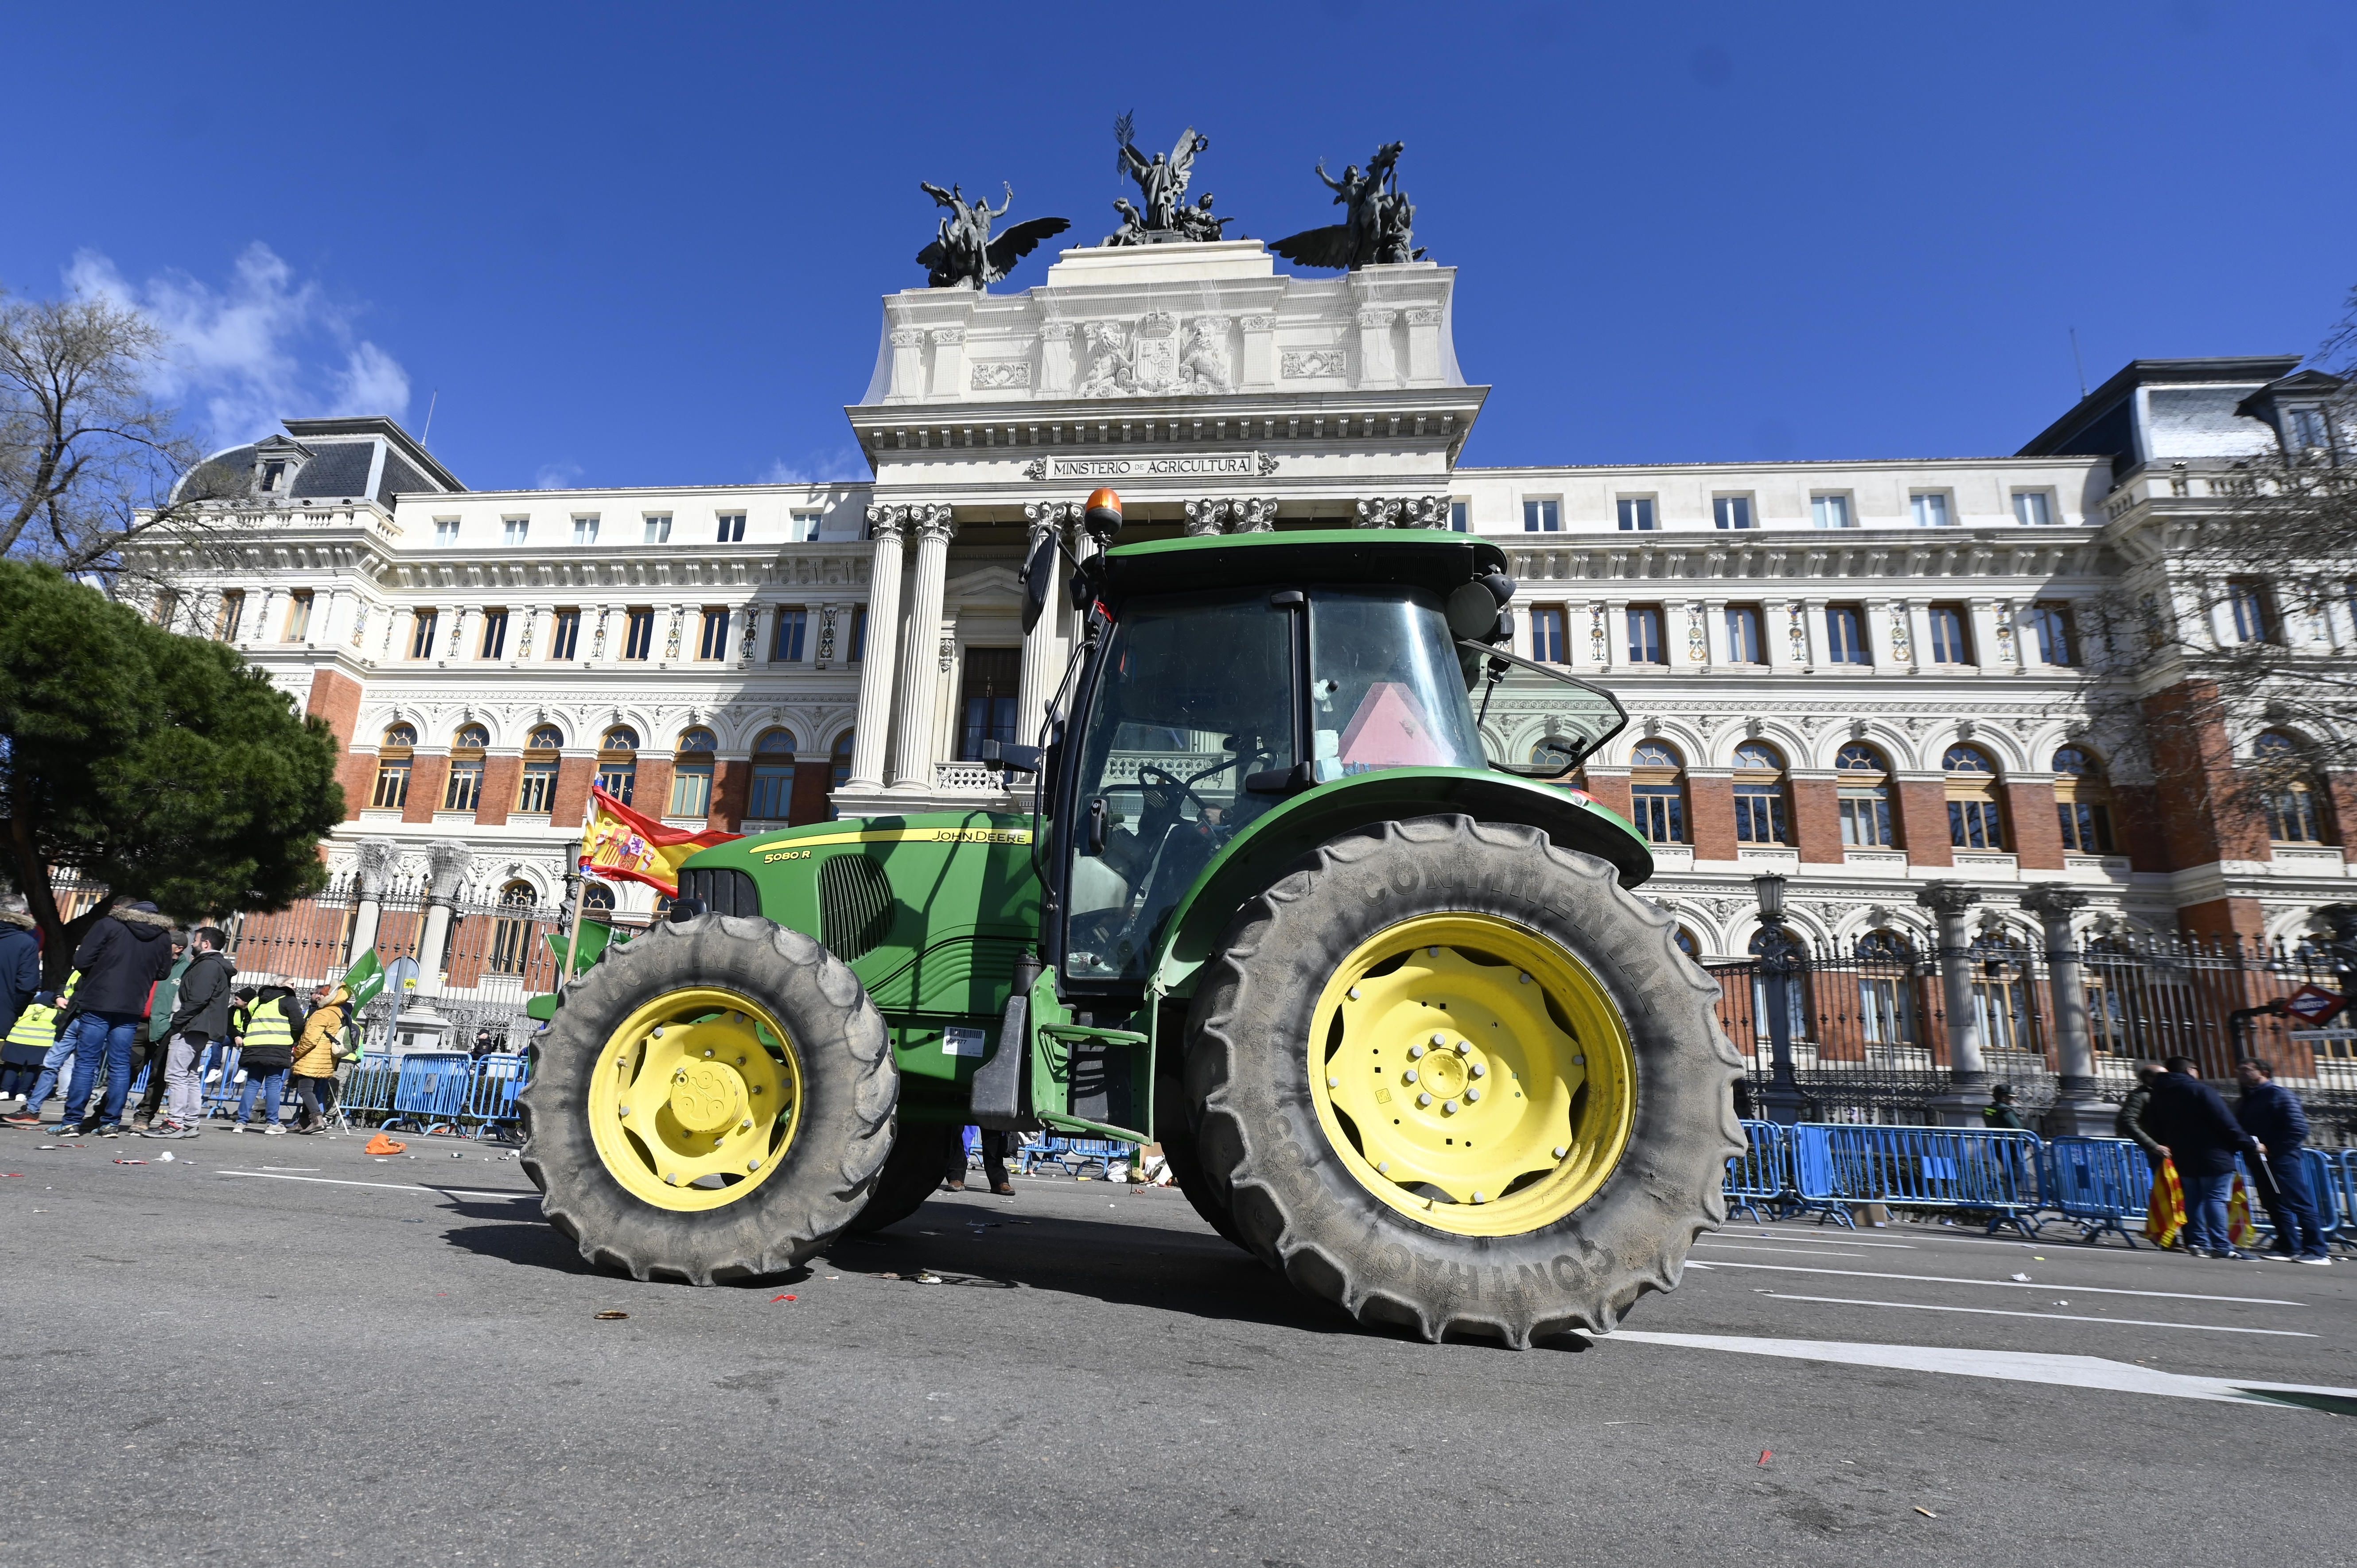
[860,240,1462,408]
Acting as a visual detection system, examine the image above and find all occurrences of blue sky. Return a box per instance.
[7,3,2352,491]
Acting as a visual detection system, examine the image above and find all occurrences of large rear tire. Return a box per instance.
[840,1119,948,1236]
[1185,815,1742,1346]
[520,914,896,1283]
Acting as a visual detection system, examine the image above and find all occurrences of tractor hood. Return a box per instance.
[1097,529,1508,605]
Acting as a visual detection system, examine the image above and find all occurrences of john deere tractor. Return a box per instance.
[519,495,1743,1346]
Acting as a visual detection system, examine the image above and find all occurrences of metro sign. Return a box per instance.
[2285,985,2348,1026]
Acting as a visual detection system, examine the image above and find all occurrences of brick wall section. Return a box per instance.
[1789,778,1844,864]
[794,763,836,826]
[1894,779,1951,866]
[2004,780,2065,870]
[636,759,676,821]
[1686,775,1737,860]
[711,759,751,833]
[336,750,377,821]
[476,756,520,827]
[550,757,596,828]
[1579,769,1633,825]
[2112,783,2171,871]
[304,669,369,821]
[2326,770,2357,848]
[2140,681,2273,868]
[2178,895,2269,946]
[402,755,448,825]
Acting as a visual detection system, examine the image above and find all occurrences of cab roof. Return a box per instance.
[1099,529,1508,603]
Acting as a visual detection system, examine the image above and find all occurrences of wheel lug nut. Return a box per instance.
[747,1158,761,1172]
[1472,1191,1488,1203]
[1470,1062,1486,1078]
[1417,1092,1433,1107]
[703,1049,715,1058]
[739,1119,752,1132]
[662,1172,679,1185]
[736,1055,747,1066]
[653,1026,666,1038]
[1464,1088,1480,1103]
[1518,973,1532,984]
[1326,1075,1339,1088]
[618,1105,632,1117]
[1430,1033,1447,1047]
[1455,1041,1471,1056]
[1376,1160,1390,1174]
[1408,1044,1425,1059]
[1403,1069,1418,1084]
[1346,986,1361,1000]
[1552,1145,1568,1159]
[1442,1100,1459,1116]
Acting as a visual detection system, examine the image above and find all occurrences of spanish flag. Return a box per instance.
[577,784,741,897]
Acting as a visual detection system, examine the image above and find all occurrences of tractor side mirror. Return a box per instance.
[978,740,1042,775]
[1020,531,1057,634]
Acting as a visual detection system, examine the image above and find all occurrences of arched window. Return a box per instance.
[582,883,616,916]
[1944,743,2005,849]
[517,725,562,814]
[1628,739,1687,845]
[1970,929,2037,1056]
[2254,731,2329,844]
[1853,929,1916,1047]
[596,728,638,805]
[2053,746,2114,854]
[1836,742,1893,848]
[1746,926,1810,1051]
[1672,927,1701,959]
[668,728,718,818]
[748,728,799,821]
[371,724,416,809]
[831,729,856,790]
[443,724,488,812]
[488,879,537,975]
[1731,741,1789,845]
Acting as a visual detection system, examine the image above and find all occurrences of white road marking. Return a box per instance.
[1695,1243,1878,1259]
[1601,1331,2355,1409]
[1689,1259,2301,1306]
[1754,1291,2317,1337]
[217,1169,536,1202]
[1708,1232,1917,1250]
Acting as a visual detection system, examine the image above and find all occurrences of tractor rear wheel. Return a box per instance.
[520,913,896,1283]
[840,1119,948,1236]
[1185,814,1743,1346]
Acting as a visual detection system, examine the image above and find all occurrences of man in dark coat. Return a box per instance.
[2235,1059,2328,1264]
[0,899,43,1101]
[140,926,233,1139]
[2142,1055,2262,1259]
[50,901,179,1135]
[2114,1062,2168,1174]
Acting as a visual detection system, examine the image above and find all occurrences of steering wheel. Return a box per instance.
[1136,765,1210,826]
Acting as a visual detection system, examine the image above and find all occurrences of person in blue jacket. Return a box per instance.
[2235,1058,2329,1265]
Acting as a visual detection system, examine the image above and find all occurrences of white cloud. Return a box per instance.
[534,461,583,490]
[63,242,410,450]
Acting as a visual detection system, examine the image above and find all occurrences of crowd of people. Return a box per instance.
[2115,1055,2334,1264]
[0,897,359,1139]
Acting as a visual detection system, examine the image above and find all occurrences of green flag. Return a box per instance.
[340,949,385,1009]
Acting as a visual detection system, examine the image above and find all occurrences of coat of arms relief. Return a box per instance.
[1074,314,1233,397]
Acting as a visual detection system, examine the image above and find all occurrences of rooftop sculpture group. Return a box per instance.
[911,123,1421,288]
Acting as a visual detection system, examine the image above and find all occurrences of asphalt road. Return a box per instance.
[4,1125,2354,1566]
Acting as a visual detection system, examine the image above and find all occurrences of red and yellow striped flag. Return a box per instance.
[2143,1157,2185,1249]
[577,784,740,898]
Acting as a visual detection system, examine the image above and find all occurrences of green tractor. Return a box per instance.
[519,498,1743,1346]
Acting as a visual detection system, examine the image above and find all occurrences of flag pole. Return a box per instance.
[562,872,590,984]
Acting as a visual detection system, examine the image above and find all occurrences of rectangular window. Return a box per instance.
[747,760,796,820]
[1910,493,1951,528]
[1629,784,1686,845]
[1531,607,1567,663]
[1949,798,2004,849]
[408,608,437,658]
[283,590,314,642]
[1724,605,1763,663]
[596,756,636,805]
[622,608,655,661]
[1927,604,1972,664]
[642,516,670,544]
[1811,495,1851,529]
[2227,582,2273,644]
[261,459,287,492]
[2026,602,2075,666]
[1734,785,1789,844]
[1523,499,1560,533]
[2012,491,2054,527]
[369,757,411,810]
[434,519,460,544]
[150,588,179,627]
[957,647,1023,760]
[442,758,483,813]
[771,606,808,662]
[515,760,558,814]
[716,513,746,543]
[2290,407,2331,450]
[696,607,731,660]
[215,590,245,642]
[574,516,600,545]
[791,510,824,542]
[1825,605,1869,664]
[479,607,509,660]
[1616,498,1656,532]
[2058,801,2112,854]
[1840,787,1893,847]
[849,606,867,663]
[1626,606,1666,664]
[669,761,714,819]
[548,608,580,661]
[502,518,529,545]
[1449,500,1470,534]
[1713,496,1753,530]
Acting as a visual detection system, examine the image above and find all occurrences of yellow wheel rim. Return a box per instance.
[1307,914,1636,1238]
[587,987,804,1213]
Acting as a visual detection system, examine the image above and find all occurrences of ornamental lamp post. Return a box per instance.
[1752,873,1806,1126]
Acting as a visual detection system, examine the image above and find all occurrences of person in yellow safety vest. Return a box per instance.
[2,973,82,1128]
[232,984,304,1136]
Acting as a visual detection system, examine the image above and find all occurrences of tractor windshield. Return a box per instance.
[1307,589,1487,780]
[1065,590,1297,980]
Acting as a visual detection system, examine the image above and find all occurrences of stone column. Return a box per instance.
[1018,502,1077,745]
[846,508,909,790]
[1918,880,1989,1124]
[414,840,473,1003]
[890,507,958,792]
[346,838,397,963]
[2024,883,2114,1134]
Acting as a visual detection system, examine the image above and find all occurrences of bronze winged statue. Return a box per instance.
[1272,140,1424,270]
[916,181,1071,290]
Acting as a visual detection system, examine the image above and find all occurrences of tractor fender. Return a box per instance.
[1148,766,1653,999]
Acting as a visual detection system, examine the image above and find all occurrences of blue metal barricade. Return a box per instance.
[2339,1152,2357,1255]
[2238,1147,2343,1253]
[1723,1120,1786,1223]
[1791,1124,2045,1235]
[461,1053,530,1139]
[335,1052,400,1127]
[2042,1136,2155,1247]
[381,1052,473,1134]
[199,1045,246,1119]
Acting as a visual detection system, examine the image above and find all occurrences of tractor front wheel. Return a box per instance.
[1185,815,1743,1346]
[520,914,897,1283]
